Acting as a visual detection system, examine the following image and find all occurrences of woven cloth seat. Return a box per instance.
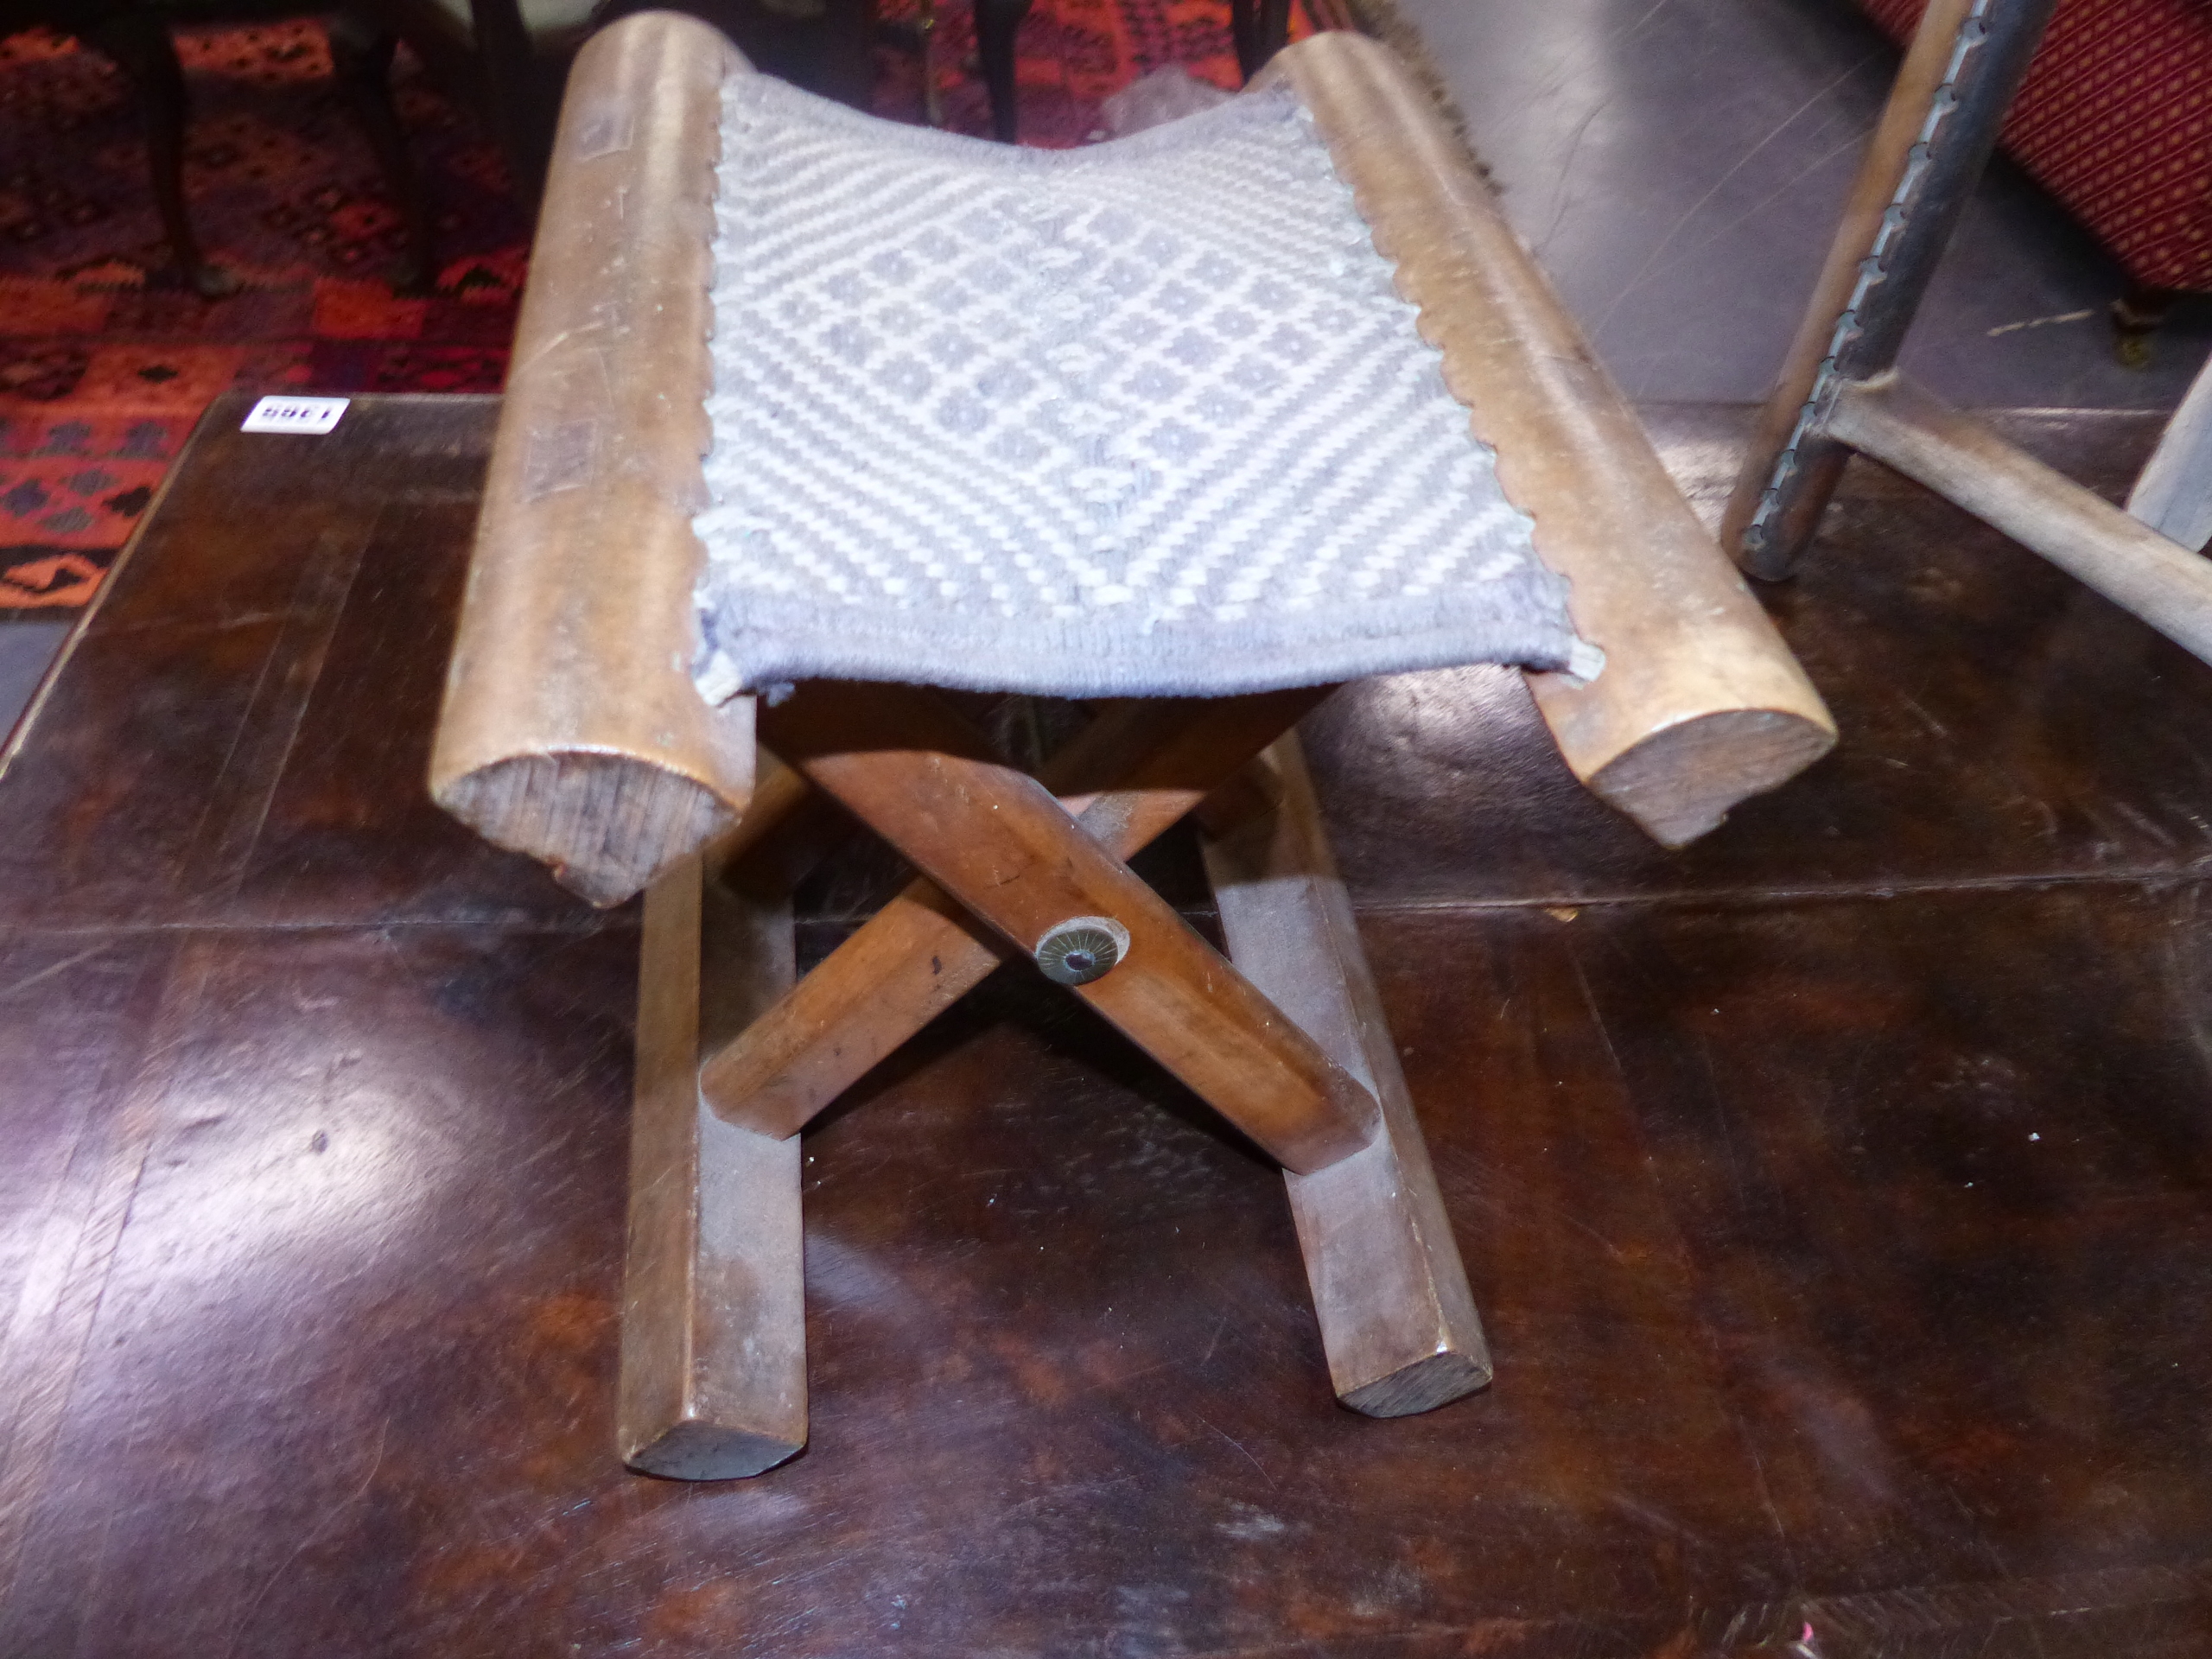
[690,78,1593,702]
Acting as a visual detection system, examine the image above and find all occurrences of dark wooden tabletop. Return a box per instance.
[1,391,2209,1658]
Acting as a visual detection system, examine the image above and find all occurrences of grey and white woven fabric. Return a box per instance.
[692,75,1594,703]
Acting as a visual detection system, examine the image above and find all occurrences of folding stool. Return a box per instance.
[429,10,1836,1477]
[1726,0,2212,664]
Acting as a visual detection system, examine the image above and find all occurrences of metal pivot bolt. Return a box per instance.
[1034,917,1130,986]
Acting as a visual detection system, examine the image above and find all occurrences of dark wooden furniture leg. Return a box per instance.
[2113,280,2177,371]
[72,5,435,297]
[1230,0,1290,84]
[973,0,1029,142]
[1256,0,1291,74]
[465,0,554,204]
[81,11,238,298]
[327,14,437,294]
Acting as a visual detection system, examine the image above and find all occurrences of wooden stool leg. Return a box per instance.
[1203,734,1490,1415]
[619,851,806,1478]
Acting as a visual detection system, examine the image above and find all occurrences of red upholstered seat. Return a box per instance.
[1861,0,2212,292]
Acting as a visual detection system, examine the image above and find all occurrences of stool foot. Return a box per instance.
[619,853,807,1478]
[1203,734,1491,1417]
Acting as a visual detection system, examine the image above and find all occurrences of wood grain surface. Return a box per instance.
[619,851,807,1478]
[3,395,2211,1656]
[1204,733,1491,1416]
[429,14,754,909]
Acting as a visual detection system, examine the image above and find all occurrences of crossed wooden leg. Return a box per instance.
[619,685,1489,1476]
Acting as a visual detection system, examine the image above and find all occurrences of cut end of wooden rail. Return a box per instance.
[1586,706,1837,848]
[1340,1346,1492,1418]
[621,1417,804,1481]
[436,751,735,907]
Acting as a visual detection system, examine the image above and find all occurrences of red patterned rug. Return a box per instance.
[0,22,525,613]
[874,0,1276,145]
[0,1,1317,617]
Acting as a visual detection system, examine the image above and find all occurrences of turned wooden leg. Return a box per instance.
[618,848,807,1478]
[87,16,237,299]
[1820,372,2212,668]
[1203,734,1490,1415]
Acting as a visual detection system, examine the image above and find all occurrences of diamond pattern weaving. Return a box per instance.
[694,77,1588,701]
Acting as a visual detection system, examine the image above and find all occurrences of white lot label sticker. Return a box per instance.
[241,395,349,435]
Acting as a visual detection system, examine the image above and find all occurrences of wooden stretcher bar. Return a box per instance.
[1823,373,2212,664]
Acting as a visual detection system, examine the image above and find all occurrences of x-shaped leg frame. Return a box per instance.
[617,683,1491,1477]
